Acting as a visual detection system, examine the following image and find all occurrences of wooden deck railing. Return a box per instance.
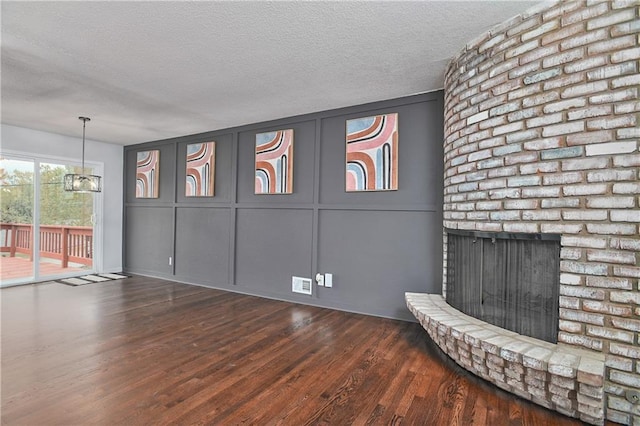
[0,223,92,267]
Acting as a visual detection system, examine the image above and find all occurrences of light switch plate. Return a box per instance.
[325,273,333,288]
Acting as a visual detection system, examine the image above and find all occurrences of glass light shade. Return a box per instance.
[64,173,102,192]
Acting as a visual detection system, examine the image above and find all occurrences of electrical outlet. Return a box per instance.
[315,273,324,287]
[169,256,172,266]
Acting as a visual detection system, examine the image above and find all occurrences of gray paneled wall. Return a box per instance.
[123,92,444,320]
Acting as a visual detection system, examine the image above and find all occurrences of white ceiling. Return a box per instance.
[1,1,540,146]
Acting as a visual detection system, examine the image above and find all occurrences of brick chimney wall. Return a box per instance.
[442,1,639,423]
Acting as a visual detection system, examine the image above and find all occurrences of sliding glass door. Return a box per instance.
[0,157,35,283]
[38,162,95,279]
[0,154,101,286]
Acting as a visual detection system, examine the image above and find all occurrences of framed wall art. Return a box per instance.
[136,149,160,198]
[255,129,294,194]
[186,141,215,197]
[346,113,398,192]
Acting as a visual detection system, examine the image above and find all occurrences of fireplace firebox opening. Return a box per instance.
[445,229,560,344]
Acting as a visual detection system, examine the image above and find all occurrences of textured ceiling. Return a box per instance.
[1,1,540,146]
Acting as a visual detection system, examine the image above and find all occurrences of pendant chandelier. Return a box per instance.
[64,116,102,192]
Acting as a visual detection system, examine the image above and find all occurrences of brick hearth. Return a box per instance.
[406,293,606,423]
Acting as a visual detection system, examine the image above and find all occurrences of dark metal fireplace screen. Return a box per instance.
[446,229,560,344]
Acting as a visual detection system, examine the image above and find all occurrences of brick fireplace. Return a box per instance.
[408,1,639,425]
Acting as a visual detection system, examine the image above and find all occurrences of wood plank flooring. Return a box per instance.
[1,275,583,425]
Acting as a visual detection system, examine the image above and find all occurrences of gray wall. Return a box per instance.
[123,92,443,320]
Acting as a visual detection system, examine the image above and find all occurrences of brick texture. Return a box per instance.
[406,294,606,425]
[442,1,639,424]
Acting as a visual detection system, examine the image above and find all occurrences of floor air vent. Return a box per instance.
[292,276,312,295]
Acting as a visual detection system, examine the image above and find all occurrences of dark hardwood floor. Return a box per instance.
[1,275,581,425]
